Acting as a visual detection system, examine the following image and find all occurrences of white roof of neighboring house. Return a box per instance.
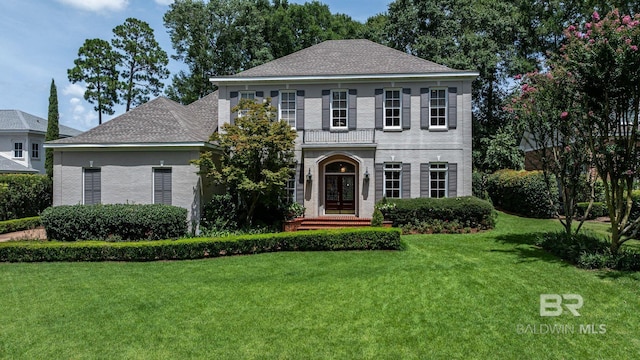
[0,110,82,137]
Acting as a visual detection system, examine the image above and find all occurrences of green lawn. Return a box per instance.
[1,213,639,359]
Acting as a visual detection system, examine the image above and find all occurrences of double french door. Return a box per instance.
[325,174,355,213]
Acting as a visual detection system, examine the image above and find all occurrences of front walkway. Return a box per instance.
[0,228,47,242]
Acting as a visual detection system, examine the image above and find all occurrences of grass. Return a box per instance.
[1,213,639,359]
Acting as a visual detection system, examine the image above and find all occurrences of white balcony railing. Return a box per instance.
[303,128,375,144]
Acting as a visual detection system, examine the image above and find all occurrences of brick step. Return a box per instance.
[297,217,372,230]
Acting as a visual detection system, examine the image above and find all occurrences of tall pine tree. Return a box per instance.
[45,79,59,178]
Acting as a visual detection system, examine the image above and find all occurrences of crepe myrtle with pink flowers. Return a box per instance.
[512,9,640,253]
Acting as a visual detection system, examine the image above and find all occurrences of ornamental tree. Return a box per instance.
[194,99,297,227]
[559,10,640,252]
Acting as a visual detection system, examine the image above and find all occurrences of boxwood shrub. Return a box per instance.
[0,217,41,235]
[0,174,52,221]
[0,228,402,262]
[379,196,496,230]
[576,202,608,220]
[41,204,188,241]
[487,170,557,218]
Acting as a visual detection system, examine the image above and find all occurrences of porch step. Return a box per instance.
[297,216,372,231]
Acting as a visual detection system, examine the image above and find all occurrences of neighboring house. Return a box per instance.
[47,39,477,226]
[45,93,219,226]
[0,110,81,173]
[211,39,478,218]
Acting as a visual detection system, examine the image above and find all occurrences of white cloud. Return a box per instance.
[155,0,174,5]
[61,96,98,131]
[63,83,86,98]
[57,0,129,12]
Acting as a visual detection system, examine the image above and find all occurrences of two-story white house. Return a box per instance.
[211,40,477,218]
[47,39,477,225]
[0,110,81,173]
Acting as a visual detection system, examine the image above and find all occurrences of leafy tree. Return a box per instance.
[67,38,120,125]
[45,79,59,179]
[508,69,593,236]
[480,127,524,174]
[556,10,640,252]
[194,99,297,227]
[111,18,170,111]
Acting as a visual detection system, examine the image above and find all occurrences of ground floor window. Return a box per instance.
[154,168,172,205]
[384,163,402,198]
[430,163,448,198]
[84,168,101,205]
[285,177,296,203]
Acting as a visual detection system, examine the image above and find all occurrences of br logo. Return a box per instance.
[540,294,583,317]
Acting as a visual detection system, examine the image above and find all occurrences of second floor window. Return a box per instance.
[280,90,296,128]
[430,89,447,128]
[238,91,256,117]
[384,163,402,198]
[385,90,401,129]
[331,90,348,128]
[32,143,40,159]
[13,142,23,158]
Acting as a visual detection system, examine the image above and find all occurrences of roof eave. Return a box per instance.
[44,142,219,150]
[210,71,480,85]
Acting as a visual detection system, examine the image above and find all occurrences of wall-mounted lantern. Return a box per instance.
[364,167,370,180]
[306,168,312,182]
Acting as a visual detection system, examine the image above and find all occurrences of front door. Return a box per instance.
[325,174,355,214]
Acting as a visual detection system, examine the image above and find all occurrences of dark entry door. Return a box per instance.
[325,175,355,213]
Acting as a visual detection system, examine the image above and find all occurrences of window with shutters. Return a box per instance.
[280,90,296,128]
[84,168,101,205]
[154,168,172,205]
[384,163,402,198]
[238,91,255,117]
[429,163,448,198]
[384,89,401,129]
[430,89,447,128]
[331,90,348,129]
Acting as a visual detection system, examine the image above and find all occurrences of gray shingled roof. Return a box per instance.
[0,156,38,173]
[49,91,218,145]
[0,110,82,137]
[227,39,464,78]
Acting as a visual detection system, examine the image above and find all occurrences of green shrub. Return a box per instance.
[201,194,239,231]
[371,208,384,227]
[0,217,41,234]
[0,174,52,221]
[576,202,608,220]
[0,228,402,262]
[487,170,557,218]
[379,196,496,232]
[472,171,491,201]
[41,204,188,241]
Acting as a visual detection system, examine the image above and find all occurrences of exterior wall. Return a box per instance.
[0,132,45,172]
[216,78,473,218]
[53,149,207,227]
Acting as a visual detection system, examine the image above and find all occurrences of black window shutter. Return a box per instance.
[448,163,457,197]
[348,89,357,130]
[296,163,304,206]
[420,163,429,197]
[402,88,411,130]
[375,163,383,202]
[402,163,411,198]
[322,90,330,130]
[296,90,305,130]
[420,88,429,130]
[448,87,458,129]
[374,88,383,130]
[229,91,239,125]
[256,91,264,103]
[270,90,279,113]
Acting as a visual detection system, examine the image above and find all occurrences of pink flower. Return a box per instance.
[626,38,632,45]
[586,22,592,29]
[623,15,631,25]
[560,111,569,119]
[514,74,522,80]
[568,25,576,32]
[593,11,600,21]
[632,45,639,51]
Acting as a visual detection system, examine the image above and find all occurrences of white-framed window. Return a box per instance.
[384,89,401,129]
[429,163,448,198]
[13,142,23,158]
[285,177,296,203]
[430,89,447,128]
[331,89,348,129]
[238,91,256,117]
[280,90,296,128]
[384,163,402,198]
[31,142,40,159]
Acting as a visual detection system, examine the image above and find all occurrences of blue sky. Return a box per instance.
[0,0,390,132]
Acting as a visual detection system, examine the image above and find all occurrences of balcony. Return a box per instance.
[302,129,376,146]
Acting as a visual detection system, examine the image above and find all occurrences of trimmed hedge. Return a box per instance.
[576,202,608,220]
[41,204,188,241]
[0,174,52,221]
[0,217,41,235]
[379,196,496,230]
[0,228,402,262]
[487,170,557,218]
